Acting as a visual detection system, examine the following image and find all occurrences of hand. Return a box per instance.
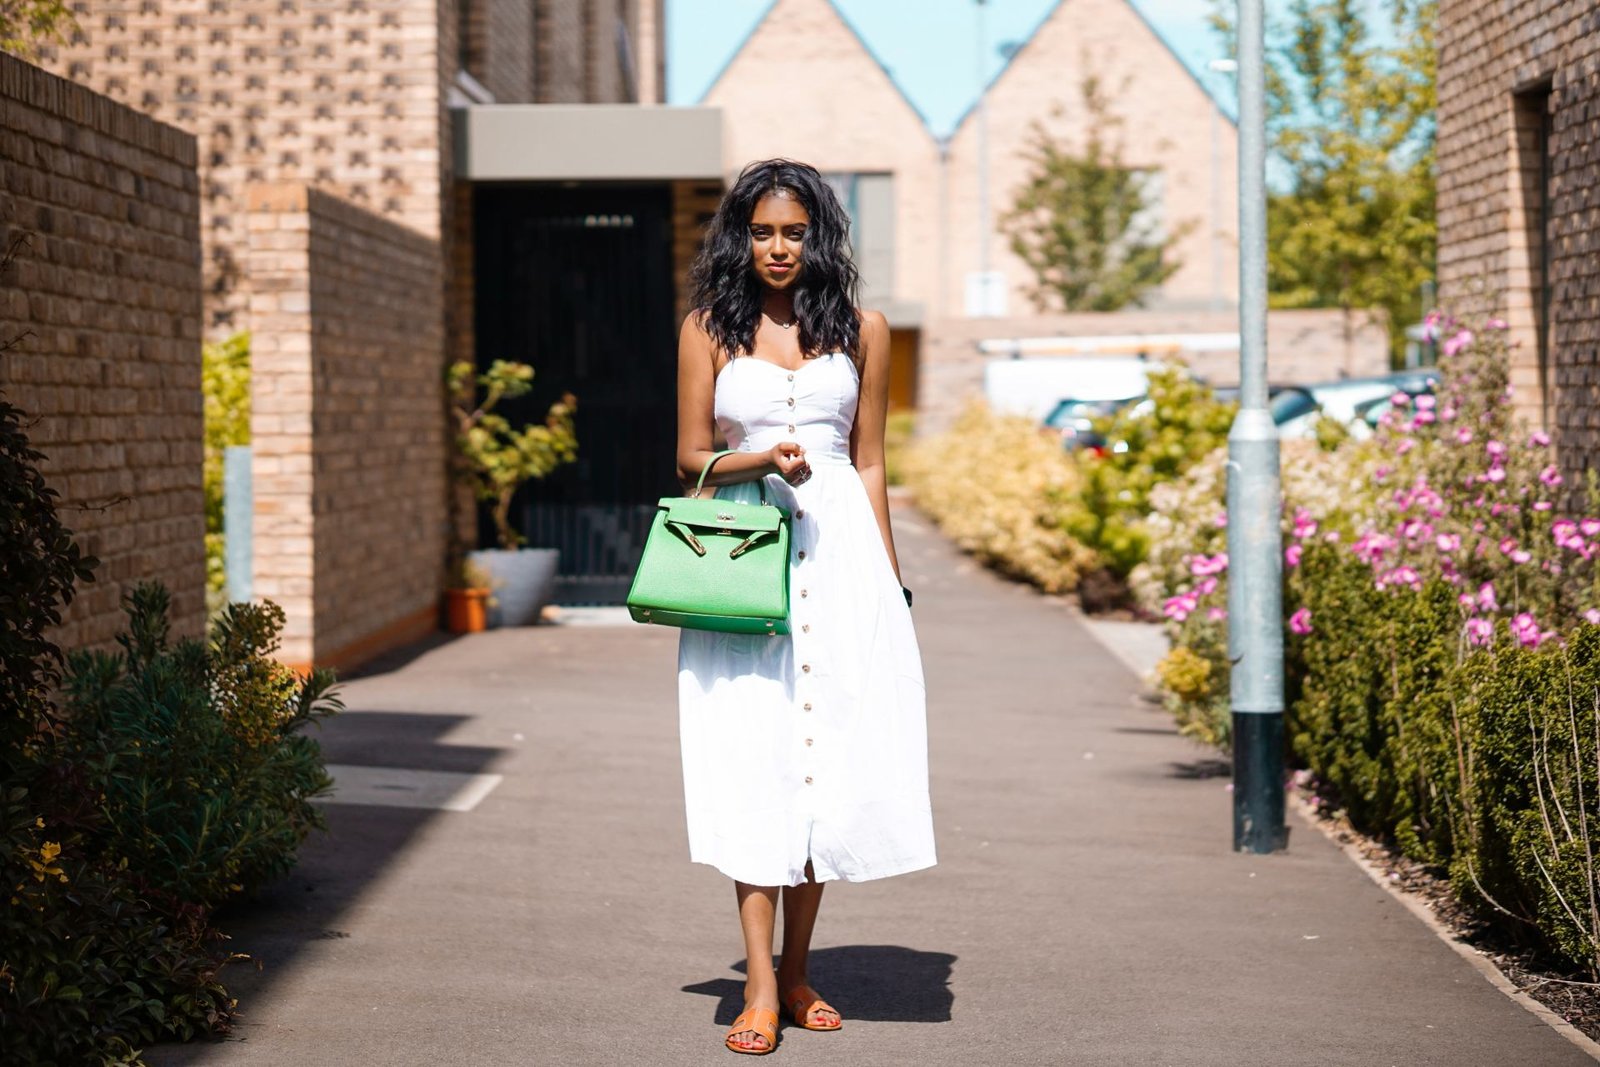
[768,441,812,486]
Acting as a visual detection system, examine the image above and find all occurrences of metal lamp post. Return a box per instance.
[1227,0,1288,853]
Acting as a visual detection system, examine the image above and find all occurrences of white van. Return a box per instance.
[982,355,1169,422]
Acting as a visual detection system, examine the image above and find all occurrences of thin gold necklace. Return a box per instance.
[767,312,797,330]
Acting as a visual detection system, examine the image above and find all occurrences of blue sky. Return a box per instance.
[665,0,1235,137]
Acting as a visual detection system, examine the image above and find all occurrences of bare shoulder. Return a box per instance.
[679,310,717,366]
[856,308,890,364]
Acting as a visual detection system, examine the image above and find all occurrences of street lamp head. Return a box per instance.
[1208,58,1239,73]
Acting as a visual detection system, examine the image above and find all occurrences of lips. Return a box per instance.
[767,263,793,274]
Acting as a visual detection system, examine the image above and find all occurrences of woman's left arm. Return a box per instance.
[849,310,901,584]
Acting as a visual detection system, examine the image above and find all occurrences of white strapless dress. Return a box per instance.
[677,352,937,888]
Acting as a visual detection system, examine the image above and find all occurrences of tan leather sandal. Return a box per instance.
[725,1006,780,1055]
[782,984,842,1031]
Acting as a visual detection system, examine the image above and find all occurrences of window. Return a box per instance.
[822,173,895,307]
[1513,82,1553,427]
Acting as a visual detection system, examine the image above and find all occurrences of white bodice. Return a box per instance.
[714,352,859,459]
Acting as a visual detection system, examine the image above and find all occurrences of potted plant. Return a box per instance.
[448,359,578,627]
[443,554,495,633]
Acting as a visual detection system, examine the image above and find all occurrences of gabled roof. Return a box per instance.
[698,0,1234,141]
[695,0,936,133]
[946,0,1235,138]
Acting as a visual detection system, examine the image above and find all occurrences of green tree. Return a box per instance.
[1,0,75,57]
[202,332,250,596]
[1000,76,1192,312]
[1216,0,1436,360]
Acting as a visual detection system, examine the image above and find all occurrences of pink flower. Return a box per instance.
[1531,430,1551,447]
[1583,519,1600,537]
[1410,411,1436,428]
[1540,465,1563,487]
[1396,437,1417,454]
[1415,394,1436,410]
[1534,501,1553,512]
[1197,577,1220,596]
[1443,329,1475,358]
[1510,612,1544,648]
[1458,593,1475,608]
[1401,519,1434,541]
[1454,427,1474,445]
[1353,531,1396,563]
[1289,608,1313,635]
[1213,511,1229,528]
[1324,530,1342,542]
[1486,440,1507,458]
[1190,553,1229,576]
[1285,544,1302,568]
[1465,618,1494,646]
[1512,549,1531,563]
[1484,466,1506,484]
[1390,391,1412,407]
[1292,508,1318,539]
[1499,537,1519,556]
[1208,607,1228,622]
[1487,318,1508,330]
[1477,583,1499,612]
[1440,406,1458,421]
[1586,610,1600,626]
[1374,466,1392,483]
[1436,533,1461,553]
[1163,594,1197,622]
[1554,519,1579,541]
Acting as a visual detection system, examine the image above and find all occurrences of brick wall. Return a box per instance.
[1436,0,1600,456]
[0,53,206,650]
[462,0,535,102]
[246,183,446,671]
[534,0,636,104]
[917,308,1391,434]
[37,0,456,338]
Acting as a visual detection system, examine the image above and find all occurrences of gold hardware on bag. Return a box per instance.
[729,535,759,559]
[716,512,735,521]
[670,524,707,556]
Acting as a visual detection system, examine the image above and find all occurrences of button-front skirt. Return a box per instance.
[676,453,937,888]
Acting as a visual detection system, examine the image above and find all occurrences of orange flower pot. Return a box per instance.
[444,588,491,633]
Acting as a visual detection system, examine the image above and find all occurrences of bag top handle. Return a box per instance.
[692,449,767,504]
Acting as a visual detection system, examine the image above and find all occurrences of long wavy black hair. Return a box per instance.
[689,159,862,363]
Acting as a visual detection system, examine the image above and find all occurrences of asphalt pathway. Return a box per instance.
[149,501,1590,1066]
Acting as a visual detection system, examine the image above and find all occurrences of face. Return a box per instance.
[748,190,809,290]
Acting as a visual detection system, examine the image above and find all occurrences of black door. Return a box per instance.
[473,183,680,603]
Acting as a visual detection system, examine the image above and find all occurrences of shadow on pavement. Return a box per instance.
[147,707,506,1065]
[683,945,957,1025]
[1168,757,1232,779]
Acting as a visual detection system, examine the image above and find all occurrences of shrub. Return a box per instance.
[1063,364,1236,579]
[1149,311,1600,972]
[0,391,238,1063]
[884,409,915,487]
[58,585,340,911]
[904,401,1098,593]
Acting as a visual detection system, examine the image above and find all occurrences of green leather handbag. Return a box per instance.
[626,450,792,635]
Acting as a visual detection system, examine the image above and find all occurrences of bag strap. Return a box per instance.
[691,449,768,504]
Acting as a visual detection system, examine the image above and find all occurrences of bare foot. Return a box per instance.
[777,975,840,1029]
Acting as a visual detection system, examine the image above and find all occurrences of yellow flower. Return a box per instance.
[39,841,60,863]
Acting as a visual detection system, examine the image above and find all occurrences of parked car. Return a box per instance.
[1041,395,1140,453]
[1276,371,1440,439]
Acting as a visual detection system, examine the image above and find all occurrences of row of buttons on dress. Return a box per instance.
[785,366,816,786]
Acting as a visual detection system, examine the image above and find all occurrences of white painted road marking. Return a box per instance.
[318,765,503,812]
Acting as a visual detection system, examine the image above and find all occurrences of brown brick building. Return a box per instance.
[1436,0,1600,451]
[20,1,728,659]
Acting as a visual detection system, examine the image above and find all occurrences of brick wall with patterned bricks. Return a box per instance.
[245,182,447,672]
[0,52,207,651]
[35,0,457,339]
[1437,0,1600,453]
[461,0,535,102]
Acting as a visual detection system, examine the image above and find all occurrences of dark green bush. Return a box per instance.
[1292,541,1600,971]
[59,585,340,912]
[1,385,340,1062]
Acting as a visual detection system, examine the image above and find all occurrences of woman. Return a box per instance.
[675,159,937,1056]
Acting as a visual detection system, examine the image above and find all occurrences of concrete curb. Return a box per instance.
[1288,791,1600,1064]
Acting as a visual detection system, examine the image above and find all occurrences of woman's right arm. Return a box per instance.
[676,314,794,490]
